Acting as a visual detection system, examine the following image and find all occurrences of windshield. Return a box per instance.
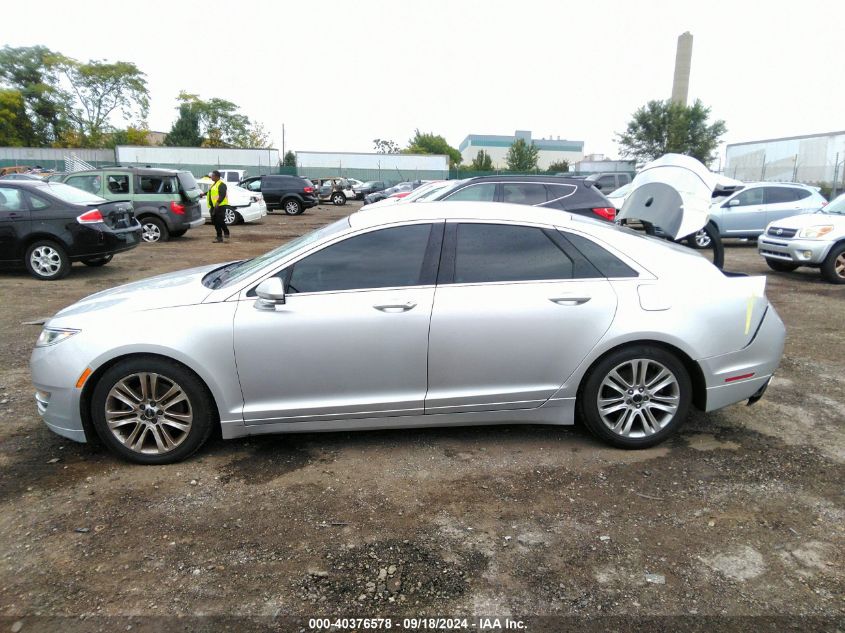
[202,217,351,289]
[43,182,106,205]
[824,193,845,215]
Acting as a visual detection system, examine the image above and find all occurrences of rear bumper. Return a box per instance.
[69,225,142,260]
[698,304,786,412]
[758,237,832,265]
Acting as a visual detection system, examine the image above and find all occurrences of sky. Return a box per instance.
[4,0,844,165]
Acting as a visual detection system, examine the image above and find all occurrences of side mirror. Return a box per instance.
[727,199,740,207]
[254,277,286,311]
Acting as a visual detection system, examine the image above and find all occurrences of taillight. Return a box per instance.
[303,186,315,194]
[592,207,616,221]
[76,209,104,224]
[170,201,185,214]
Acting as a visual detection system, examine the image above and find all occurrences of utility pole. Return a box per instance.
[282,124,285,163]
[832,152,841,198]
[792,154,798,182]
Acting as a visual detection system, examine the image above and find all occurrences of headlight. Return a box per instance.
[36,327,80,347]
[798,225,834,238]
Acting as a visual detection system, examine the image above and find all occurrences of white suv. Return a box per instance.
[758,192,845,283]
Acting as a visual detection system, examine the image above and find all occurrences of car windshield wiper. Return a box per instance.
[204,260,248,289]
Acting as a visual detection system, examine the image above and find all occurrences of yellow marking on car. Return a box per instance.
[745,295,756,336]
[75,368,92,389]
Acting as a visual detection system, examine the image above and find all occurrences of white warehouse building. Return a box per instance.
[296,151,448,182]
[458,130,584,170]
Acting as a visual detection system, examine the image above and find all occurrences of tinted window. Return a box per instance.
[288,224,432,293]
[595,175,616,191]
[546,184,577,202]
[445,183,496,202]
[732,188,764,206]
[0,187,26,211]
[502,183,547,206]
[106,174,130,194]
[765,187,799,204]
[561,231,638,278]
[27,193,51,210]
[245,179,261,192]
[454,223,573,284]
[65,174,101,195]
[226,172,239,182]
[138,175,178,194]
[794,189,812,201]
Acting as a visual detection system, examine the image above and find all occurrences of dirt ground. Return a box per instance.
[0,202,843,632]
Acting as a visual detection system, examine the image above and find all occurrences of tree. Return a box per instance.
[0,89,33,146]
[405,129,462,167]
[547,159,569,173]
[61,59,150,148]
[470,149,493,171]
[106,125,151,148]
[616,99,726,165]
[174,92,267,148]
[506,138,539,171]
[0,45,69,146]
[164,103,203,147]
[373,138,401,154]
[283,151,296,167]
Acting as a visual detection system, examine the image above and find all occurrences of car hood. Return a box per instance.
[617,154,719,239]
[768,212,845,230]
[52,264,222,320]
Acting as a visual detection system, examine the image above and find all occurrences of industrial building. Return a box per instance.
[458,130,584,170]
[724,131,845,187]
[295,151,449,182]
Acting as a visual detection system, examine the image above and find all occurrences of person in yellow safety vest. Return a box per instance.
[208,170,230,243]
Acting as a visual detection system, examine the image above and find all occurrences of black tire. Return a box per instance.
[283,198,303,216]
[170,229,188,238]
[820,242,845,284]
[680,222,723,269]
[765,259,800,273]
[579,345,692,449]
[25,240,70,280]
[90,356,216,464]
[140,216,169,243]
[331,192,346,206]
[81,254,114,267]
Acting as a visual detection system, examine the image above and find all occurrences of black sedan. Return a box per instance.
[0,180,142,280]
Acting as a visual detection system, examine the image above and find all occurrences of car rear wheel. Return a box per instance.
[224,208,238,225]
[81,254,114,267]
[283,199,302,215]
[25,240,70,280]
[141,217,169,243]
[688,228,712,248]
[765,259,800,273]
[579,346,691,448]
[90,357,215,464]
[820,243,845,284]
[331,192,346,206]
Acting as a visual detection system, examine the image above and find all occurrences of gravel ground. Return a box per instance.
[0,202,842,631]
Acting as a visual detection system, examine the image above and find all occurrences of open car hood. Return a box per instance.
[617,154,719,239]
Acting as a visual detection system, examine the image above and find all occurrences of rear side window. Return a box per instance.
[226,172,239,182]
[765,187,799,204]
[453,223,573,284]
[0,187,26,211]
[595,174,617,191]
[138,175,178,194]
[445,183,496,202]
[560,231,638,278]
[106,175,130,194]
[26,193,51,210]
[502,183,547,206]
[288,224,432,293]
[794,189,812,201]
[545,184,577,202]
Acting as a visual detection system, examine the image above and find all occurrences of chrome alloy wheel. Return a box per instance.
[142,222,161,242]
[597,359,680,438]
[693,228,712,248]
[29,245,62,277]
[105,372,193,454]
[224,208,237,225]
[836,252,845,279]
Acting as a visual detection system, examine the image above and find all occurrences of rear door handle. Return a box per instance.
[374,302,417,313]
[549,296,591,306]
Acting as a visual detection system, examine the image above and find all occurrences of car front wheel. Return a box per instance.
[579,346,691,448]
[90,357,215,464]
[820,243,845,284]
[331,193,346,206]
[25,240,70,280]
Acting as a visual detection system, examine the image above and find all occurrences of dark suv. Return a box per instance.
[239,175,318,215]
[432,176,617,222]
[61,168,203,243]
[0,180,141,280]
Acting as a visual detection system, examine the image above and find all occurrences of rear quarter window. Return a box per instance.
[559,231,638,278]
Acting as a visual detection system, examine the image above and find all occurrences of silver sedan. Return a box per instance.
[31,202,786,464]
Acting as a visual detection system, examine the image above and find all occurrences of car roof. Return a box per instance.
[463,175,590,185]
[349,200,576,230]
[68,167,185,176]
[0,179,51,189]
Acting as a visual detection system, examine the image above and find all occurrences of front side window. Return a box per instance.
[502,183,548,206]
[731,188,764,207]
[453,223,573,284]
[444,183,496,202]
[65,174,101,195]
[288,224,432,294]
[0,187,26,211]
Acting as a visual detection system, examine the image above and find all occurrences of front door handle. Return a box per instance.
[374,302,417,313]
[549,296,591,306]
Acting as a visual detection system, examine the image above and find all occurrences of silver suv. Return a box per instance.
[758,192,845,283]
[705,182,826,243]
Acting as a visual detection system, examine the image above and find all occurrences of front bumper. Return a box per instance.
[758,236,832,265]
[698,304,786,412]
[31,336,92,443]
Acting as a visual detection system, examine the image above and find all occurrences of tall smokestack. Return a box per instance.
[671,31,693,105]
